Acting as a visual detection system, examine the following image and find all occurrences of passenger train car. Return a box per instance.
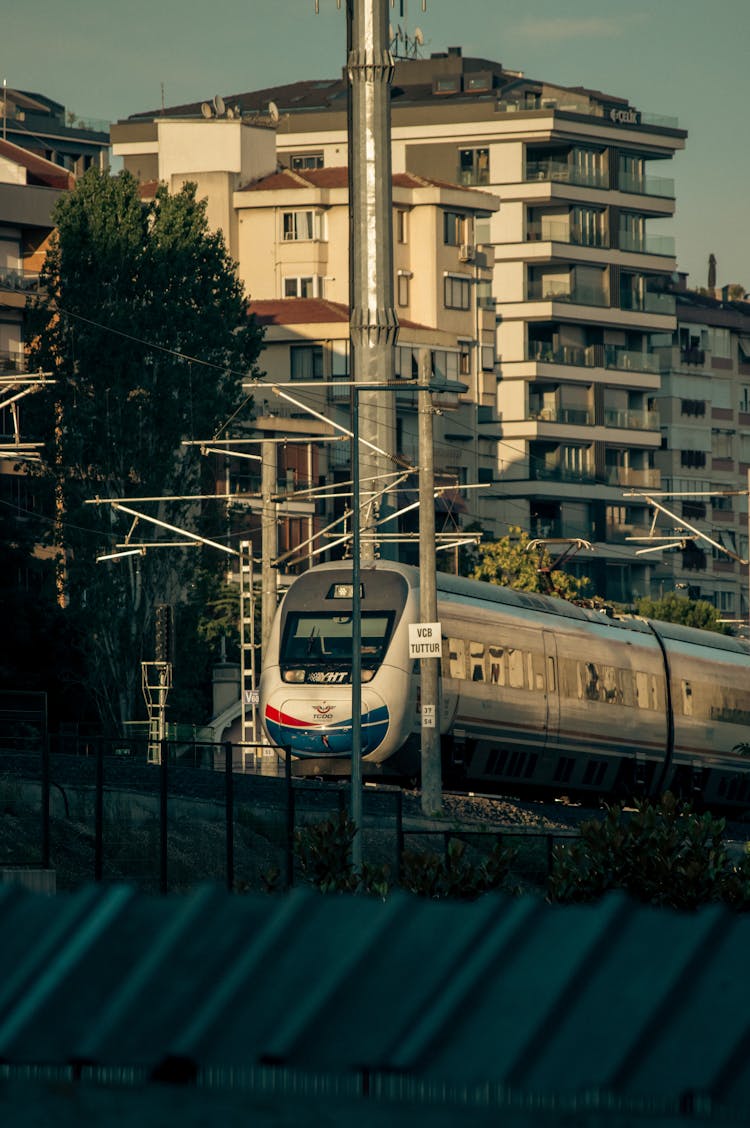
[260,561,750,807]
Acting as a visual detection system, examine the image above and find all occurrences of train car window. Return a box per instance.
[445,638,467,679]
[529,652,545,691]
[601,666,623,704]
[281,611,393,665]
[634,670,661,711]
[470,642,485,682]
[508,648,525,689]
[682,680,693,716]
[488,646,505,686]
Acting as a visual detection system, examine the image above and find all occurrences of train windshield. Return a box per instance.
[281,611,394,667]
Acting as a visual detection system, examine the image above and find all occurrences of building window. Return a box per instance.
[712,430,734,460]
[290,344,324,380]
[282,210,322,241]
[444,274,471,310]
[458,340,472,376]
[458,148,489,185]
[680,399,706,417]
[284,276,319,298]
[680,450,706,469]
[290,152,324,171]
[444,211,468,246]
[739,386,750,413]
[396,209,408,243]
[481,344,495,371]
[397,273,410,307]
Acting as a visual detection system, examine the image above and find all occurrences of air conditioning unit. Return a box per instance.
[458,243,475,262]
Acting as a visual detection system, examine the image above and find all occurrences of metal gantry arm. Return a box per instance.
[624,490,749,565]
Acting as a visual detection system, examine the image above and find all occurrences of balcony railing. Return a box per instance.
[618,173,675,198]
[604,345,662,374]
[525,161,608,189]
[526,220,608,248]
[0,268,40,293]
[527,280,608,307]
[458,168,490,187]
[528,342,661,374]
[530,407,592,426]
[619,291,676,316]
[531,463,597,484]
[0,349,27,375]
[619,232,676,256]
[603,409,660,430]
[604,467,660,488]
[497,98,679,129]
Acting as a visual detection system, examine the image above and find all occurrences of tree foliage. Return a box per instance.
[471,525,592,600]
[24,168,264,731]
[636,592,731,634]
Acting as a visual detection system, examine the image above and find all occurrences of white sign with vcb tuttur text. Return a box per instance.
[408,622,443,659]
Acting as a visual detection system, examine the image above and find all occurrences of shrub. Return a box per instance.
[548,791,750,910]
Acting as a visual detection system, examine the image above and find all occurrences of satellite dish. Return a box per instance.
[414,26,424,45]
[226,107,235,119]
[213,94,226,116]
[201,102,213,119]
[268,100,280,123]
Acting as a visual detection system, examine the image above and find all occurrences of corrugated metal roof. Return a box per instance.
[1,884,749,1120]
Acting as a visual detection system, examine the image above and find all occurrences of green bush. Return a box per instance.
[400,836,518,901]
[548,792,750,910]
[293,815,517,900]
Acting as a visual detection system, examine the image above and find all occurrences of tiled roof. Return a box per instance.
[249,298,428,332]
[0,137,74,190]
[239,166,488,198]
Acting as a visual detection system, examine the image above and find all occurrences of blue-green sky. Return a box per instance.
[5,0,748,289]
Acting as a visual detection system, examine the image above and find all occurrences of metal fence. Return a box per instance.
[0,732,573,895]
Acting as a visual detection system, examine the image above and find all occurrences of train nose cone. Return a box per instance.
[264,691,389,756]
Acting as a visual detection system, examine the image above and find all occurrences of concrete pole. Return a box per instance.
[418,348,443,816]
[347,0,398,562]
[261,439,277,661]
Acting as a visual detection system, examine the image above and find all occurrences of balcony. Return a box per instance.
[604,467,660,488]
[619,290,676,316]
[526,220,608,248]
[527,280,608,307]
[528,342,661,374]
[530,463,597,484]
[618,173,675,198]
[619,231,676,256]
[530,407,592,426]
[603,409,660,430]
[0,267,40,293]
[525,161,608,189]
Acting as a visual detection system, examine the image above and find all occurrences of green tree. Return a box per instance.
[636,592,730,634]
[472,525,592,600]
[25,168,264,732]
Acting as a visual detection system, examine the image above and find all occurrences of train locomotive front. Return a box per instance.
[260,562,418,770]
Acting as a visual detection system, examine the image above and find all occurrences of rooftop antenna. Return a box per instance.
[388,1,427,58]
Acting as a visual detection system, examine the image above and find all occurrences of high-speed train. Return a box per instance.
[259,560,750,808]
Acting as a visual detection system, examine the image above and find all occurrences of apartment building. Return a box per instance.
[652,286,750,628]
[0,87,109,174]
[112,117,502,556]
[119,47,686,597]
[0,138,74,589]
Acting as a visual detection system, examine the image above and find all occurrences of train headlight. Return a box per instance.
[361,669,375,683]
[282,669,305,683]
